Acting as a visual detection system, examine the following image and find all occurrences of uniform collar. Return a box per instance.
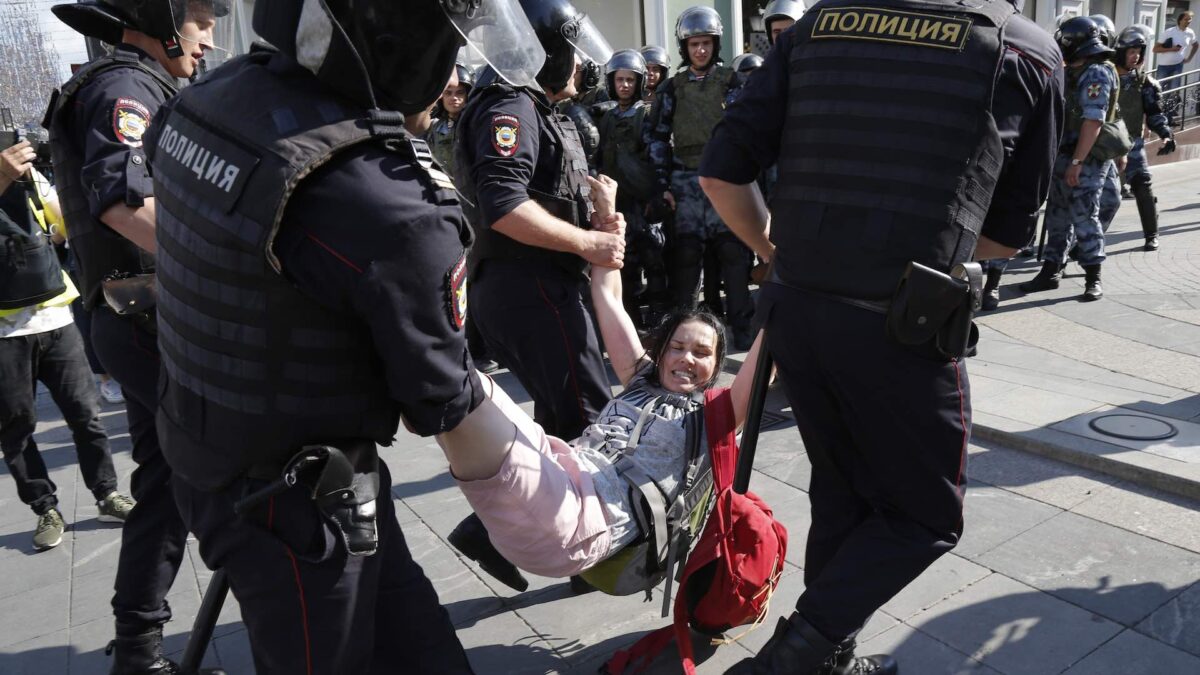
[616,100,644,116]
[114,43,178,85]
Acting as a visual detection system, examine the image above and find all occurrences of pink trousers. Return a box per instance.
[454,393,613,578]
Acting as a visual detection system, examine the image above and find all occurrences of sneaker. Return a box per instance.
[98,492,135,523]
[33,508,65,550]
[100,378,124,404]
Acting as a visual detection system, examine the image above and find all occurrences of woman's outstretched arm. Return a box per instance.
[587,175,650,387]
[434,374,521,480]
[730,330,766,431]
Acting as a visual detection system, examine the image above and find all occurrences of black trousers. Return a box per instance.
[173,461,472,674]
[470,259,611,439]
[91,308,188,632]
[760,283,968,641]
[669,233,754,335]
[0,323,117,514]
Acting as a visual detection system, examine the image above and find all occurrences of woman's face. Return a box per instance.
[657,319,719,394]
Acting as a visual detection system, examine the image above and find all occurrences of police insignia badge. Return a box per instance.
[492,114,520,157]
[112,97,150,147]
[1086,83,1102,99]
[445,253,468,330]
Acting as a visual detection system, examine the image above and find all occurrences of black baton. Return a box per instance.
[732,340,774,495]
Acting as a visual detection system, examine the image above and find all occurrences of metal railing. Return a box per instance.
[1153,66,1200,131]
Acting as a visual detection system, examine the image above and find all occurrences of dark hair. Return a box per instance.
[641,308,727,391]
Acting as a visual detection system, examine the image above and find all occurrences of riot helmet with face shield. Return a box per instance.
[251,0,545,114]
[675,6,723,68]
[518,0,613,94]
[1055,16,1114,62]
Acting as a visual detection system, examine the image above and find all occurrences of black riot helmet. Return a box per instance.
[455,62,476,90]
[639,45,670,84]
[605,49,646,102]
[676,6,723,68]
[253,0,545,115]
[732,53,763,74]
[763,0,804,44]
[519,0,613,94]
[1089,15,1118,48]
[1115,25,1150,67]
[53,0,227,56]
[1055,16,1114,62]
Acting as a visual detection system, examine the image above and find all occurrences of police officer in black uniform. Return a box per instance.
[700,0,1063,672]
[458,0,617,441]
[144,0,547,671]
[447,0,620,595]
[46,1,223,672]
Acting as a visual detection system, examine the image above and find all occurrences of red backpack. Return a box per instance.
[603,387,789,675]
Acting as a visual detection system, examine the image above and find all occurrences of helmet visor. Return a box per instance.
[563,13,613,67]
[442,0,546,89]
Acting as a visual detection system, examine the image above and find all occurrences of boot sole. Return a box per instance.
[33,534,63,550]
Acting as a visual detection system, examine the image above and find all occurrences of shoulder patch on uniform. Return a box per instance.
[492,114,520,157]
[112,97,150,147]
[810,7,973,51]
[445,252,468,331]
[1086,83,1102,99]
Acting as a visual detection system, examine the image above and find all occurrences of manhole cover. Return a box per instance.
[1088,414,1179,441]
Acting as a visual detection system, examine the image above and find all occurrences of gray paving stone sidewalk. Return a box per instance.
[1,160,1198,673]
[971,159,1200,499]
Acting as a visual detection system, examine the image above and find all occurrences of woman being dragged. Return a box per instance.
[437,175,765,585]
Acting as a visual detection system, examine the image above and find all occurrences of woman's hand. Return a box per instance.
[588,174,618,219]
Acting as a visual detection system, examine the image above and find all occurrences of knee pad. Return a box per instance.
[1129,172,1153,190]
[715,235,751,265]
[672,236,704,267]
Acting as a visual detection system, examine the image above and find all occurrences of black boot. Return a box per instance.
[725,613,842,674]
[980,267,1003,311]
[1082,264,1103,301]
[1131,176,1159,250]
[448,513,529,592]
[822,638,898,675]
[107,626,181,675]
[1019,261,1061,293]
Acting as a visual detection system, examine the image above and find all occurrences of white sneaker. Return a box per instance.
[100,379,124,404]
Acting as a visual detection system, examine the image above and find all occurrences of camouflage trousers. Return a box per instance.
[1043,154,1108,267]
[670,169,729,240]
[1099,159,1122,233]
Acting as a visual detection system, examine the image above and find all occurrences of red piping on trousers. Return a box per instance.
[952,360,968,491]
[536,279,589,427]
[268,496,313,674]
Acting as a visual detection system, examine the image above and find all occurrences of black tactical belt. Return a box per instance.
[767,268,891,315]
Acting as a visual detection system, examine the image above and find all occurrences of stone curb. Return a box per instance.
[973,421,1200,502]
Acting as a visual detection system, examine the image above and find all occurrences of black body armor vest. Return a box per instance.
[150,49,457,490]
[771,0,1014,300]
[458,84,593,275]
[45,46,174,309]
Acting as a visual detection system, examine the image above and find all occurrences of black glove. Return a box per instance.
[1157,137,1177,155]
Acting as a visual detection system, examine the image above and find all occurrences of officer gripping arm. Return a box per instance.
[464,84,624,267]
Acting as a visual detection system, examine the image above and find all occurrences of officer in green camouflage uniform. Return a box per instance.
[597,49,665,328]
[426,62,474,180]
[645,6,754,349]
